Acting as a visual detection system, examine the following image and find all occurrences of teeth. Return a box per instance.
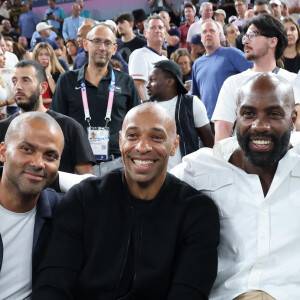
[252,140,271,145]
[133,160,153,167]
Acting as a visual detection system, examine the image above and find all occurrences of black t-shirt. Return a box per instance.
[50,64,141,156]
[1,30,20,42]
[117,36,146,63]
[0,110,95,173]
[283,55,300,74]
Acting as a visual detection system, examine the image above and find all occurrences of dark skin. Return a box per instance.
[229,74,297,196]
[146,67,214,148]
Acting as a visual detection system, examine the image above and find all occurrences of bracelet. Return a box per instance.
[47,74,53,79]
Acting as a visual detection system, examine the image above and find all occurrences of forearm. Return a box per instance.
[148,0,155,8]
[214,120,234,143]
[47,75,56,94]
[165,32,180,46]
[288,6,300,13]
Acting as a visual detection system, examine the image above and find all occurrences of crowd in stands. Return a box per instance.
[0,0,300,298]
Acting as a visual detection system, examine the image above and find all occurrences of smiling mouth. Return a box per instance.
[133,159,155,168]
[24,172,45,181]
[250,139,273,151]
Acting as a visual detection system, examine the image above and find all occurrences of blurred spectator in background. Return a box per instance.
[4,36,13,52]
[214,9,226,26]
[1,19,19,42]
[282,17,300,73]
[62,3,84,41]
[18,0,39,45]
[170,48,192,90]
[270,0,284,20]
[65,38,78,69]
[132,8,147,41]
[233,0,247,28]
[13,40,31,60]
[190,34,205,62]
[110,58,123,71]
[224,23,240,46]
[32,42,65,109]
[179,3,196,49]
[18,35,28,49]
[76,0,89,18]
[44,0,65,36]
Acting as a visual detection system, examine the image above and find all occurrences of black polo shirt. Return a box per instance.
[50,63,141,156]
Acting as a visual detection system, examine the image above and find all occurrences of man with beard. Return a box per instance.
[0,60,95,174]
[0,111,64,299]
[212,14,299,142]
[171,73,300,300]
[32,102,220,299]
[51,24,140,162]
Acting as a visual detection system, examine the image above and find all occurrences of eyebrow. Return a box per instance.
[239,105,284,111]
[125,127,166,133]
[20,141,60,155]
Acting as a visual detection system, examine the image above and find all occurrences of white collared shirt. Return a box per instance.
[171,137,300,300]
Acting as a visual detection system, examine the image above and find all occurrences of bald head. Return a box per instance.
[5,112,64,149]
[86,24,116,42]
[122,103,177,139]
[237,73,295,110]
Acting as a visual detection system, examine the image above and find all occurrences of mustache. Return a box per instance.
[14,91,26,97]
[24,166,46,177]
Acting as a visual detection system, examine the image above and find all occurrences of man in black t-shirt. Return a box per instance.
[115,13,146,63]
[0,60,95,174]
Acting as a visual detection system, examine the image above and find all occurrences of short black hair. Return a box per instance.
[114,13,134,25]
[15,60,47,84]
[242,14,287,60]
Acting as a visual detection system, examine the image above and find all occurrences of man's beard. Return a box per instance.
[236,125,292,168]
[15,87,40,112]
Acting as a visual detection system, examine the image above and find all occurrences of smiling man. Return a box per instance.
[172,73,300,299]
[32,102,219,300]
[0,111,64,299]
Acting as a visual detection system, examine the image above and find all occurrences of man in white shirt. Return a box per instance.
[171,72,300,300]
[0,33,18,68]
[213,14,299,142]
[129,14,168,100]
[186,2,226,49]
[0,112,64,299]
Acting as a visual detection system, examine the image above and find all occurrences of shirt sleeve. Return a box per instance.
[211,76,238,123]
[186,23,195,43]
[59,7,66,19]
[228,47,254,72]
[193,96,209,128]
[191,64,200,97]
[34,12,40,24]
[128,49,147,82]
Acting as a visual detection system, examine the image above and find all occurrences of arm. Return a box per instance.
[148,0,155,8]
[214,120,234,143]
[62,20,68,41]
[288,6,300,13]
[196,125,214,148]
[165,31,180,47]
[75,163,94,175]
[167,194,220,299]
[54,48,62,57]
[133,79,147,101]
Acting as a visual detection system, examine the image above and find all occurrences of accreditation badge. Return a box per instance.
[88,127,110,160]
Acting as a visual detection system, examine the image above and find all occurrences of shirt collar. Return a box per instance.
[77,63,113,82]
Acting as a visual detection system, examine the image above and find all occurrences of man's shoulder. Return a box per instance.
[39,188,63,211]
[278,68,297,82]
[46,110,82,128]
[0,114,18,141]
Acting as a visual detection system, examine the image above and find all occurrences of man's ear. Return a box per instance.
[83,38,89,52]
[0,142,7,163]
[40,81,48,95]
[170,135,179,157]
[292,108,298,130]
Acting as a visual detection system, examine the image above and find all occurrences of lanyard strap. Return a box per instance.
[80,69,116,127]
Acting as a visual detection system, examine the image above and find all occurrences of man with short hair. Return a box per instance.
[115,13,146,63]
[186,2,226,50]
[18,35,29,50]
[270,0,284,19]
[0,111,64,299]
[51,24,140,162]
[233,0,248,28]
[0,60,95,174]
[44,0,65,35]
[179,2,196,49]
[253,0,272,14]
[214,9,226,26]
[18,0,39,44]
[213,14,299,142]
[1,19,19,42]
[159,11,181,58]
[129,14,168,100]
[32,102,220,299]
[146,60,213,170]
[191,19,253,121]
[172,73,300,300]
[62,3,84,41]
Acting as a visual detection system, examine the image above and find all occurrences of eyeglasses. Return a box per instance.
[86,39,116,48]
[242,30,262,43]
